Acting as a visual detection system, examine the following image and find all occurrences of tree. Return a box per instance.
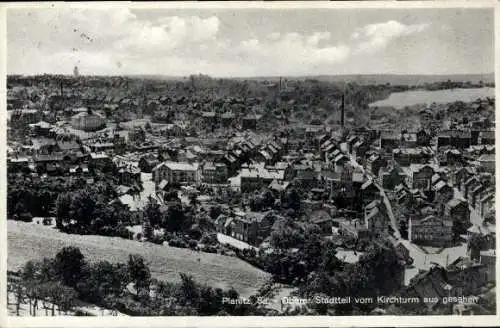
[144,197,163,228]
[179,273,199,307]
[468,234,488,261]
[54,246,85,287]
[163,203,186,232]
[55,192,72,229]
[127,254,151,294]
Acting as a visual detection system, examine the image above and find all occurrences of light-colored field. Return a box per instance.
[369,87,494,109]
[8,221,270,297]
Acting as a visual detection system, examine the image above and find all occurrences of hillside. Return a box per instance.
[8,221,270,297]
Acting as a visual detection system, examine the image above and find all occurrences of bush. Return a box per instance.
[150,234,164,245]
[188,239,198,249]
[19,212,33,222]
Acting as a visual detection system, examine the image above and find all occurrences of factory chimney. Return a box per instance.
[341,92,345,127]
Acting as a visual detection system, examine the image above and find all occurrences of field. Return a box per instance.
[369,87,494,109]
[8,221,270,297]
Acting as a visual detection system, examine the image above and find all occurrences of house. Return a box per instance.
[333,154,350,173]
[309,210,333,235]
[431,173,443,187]
[433,181,454,205]
[347,135,359,154]
[443,149,462,166]
[338,218,370,241]
[380,130,400,150]
[152,161,200,186]
[479,249,496,283]
[462,176,479,198]
[353,140,369,163]
[452,167,474,189]
[446,257,488,295]
[437,130,471,149]
[240,165,286,192]
[293,164,318,189]
[416,129,431,146]
[477,154,495,173]
[409,215,453,246]
[401,132,417,148]
[8,157,30,172]
[468,184,487,209]
[444,198,470,224]
[266,162,295,181]
[479,193,494,218]
[117,164,141,186]
[28,121,54,137]
[364,206,387,238]
[360,180,382,205]
[221,112,235,126]
[201,162,228,184]
[216,211,276,246]
[366,154,386,176]
[404,164,435,192]
[139,154,160,173]
[202,111,217,126]
[402,265,458,309]
[268,180,290,197]
[379,166,406,190]
[478,131,494,145]
[242,114,260,130]
[89,152,112,168]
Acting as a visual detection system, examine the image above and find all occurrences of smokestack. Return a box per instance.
[60,80,63,96]
[341,93,345,127]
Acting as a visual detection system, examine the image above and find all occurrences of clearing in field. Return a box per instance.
[8,221,270,297]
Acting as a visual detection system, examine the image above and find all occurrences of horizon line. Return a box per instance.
[7,72,495,78]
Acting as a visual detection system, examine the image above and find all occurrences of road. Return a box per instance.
[345,148,401,239]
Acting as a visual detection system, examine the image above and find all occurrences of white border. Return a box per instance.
[1,1,499,327]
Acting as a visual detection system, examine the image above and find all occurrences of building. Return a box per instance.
[240,165,286,192]
[242,114,260,130]
[478,131,494,145]
[152,161,200,186]
[379,166,407,190]
[201,162,228,184]
[221,112,235,126]
[404,164,435,192]
[28,121,54,137]
[437,130,471,149]
[71,111,106,132]
[477,154,495,173]
[367,154,386,176]
[139,154,160,173]
[364,206,387,238]
[117,164,141,186]
[408,215,453,246]
[216,211,276,246]
[380,130,400,150]
[444,198,470,224]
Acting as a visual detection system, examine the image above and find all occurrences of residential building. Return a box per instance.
[202,162,228,184]
[444,198,470,224]
[216,211,276,246]
[408,215,453,246]
[152,161,200,186]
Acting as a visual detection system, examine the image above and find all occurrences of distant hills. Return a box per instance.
[9,73,495,86]
[231,74,495,85]
[133,73,496,85]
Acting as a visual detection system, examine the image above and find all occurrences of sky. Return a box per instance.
[7,6,495,77]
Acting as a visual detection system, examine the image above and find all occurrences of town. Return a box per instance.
[6,70,496,316]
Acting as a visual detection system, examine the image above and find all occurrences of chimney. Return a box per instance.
[341,93,345,128]
[60,80,64,96]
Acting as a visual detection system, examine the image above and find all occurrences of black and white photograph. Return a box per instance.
[3,1,498,324]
